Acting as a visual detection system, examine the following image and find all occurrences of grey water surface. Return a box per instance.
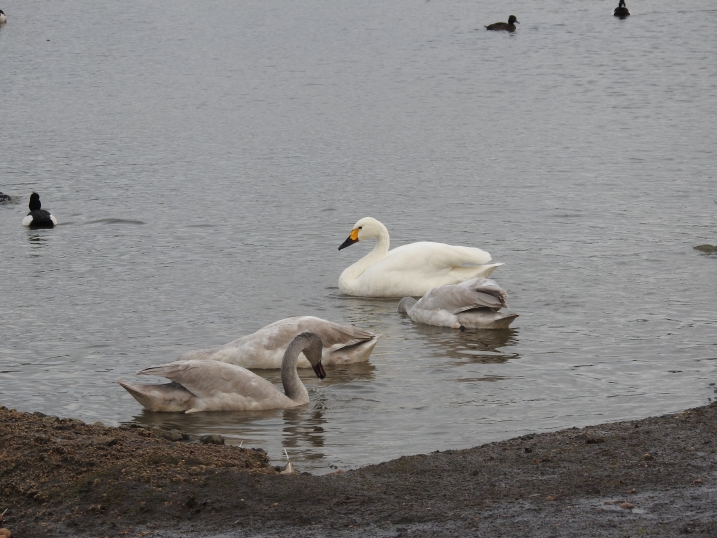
[1,0,715,474]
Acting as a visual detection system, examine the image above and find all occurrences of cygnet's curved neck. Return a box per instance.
[281,337,310,404]
[339,222,391,288]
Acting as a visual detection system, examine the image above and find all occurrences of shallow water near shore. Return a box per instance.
[1,0,716,474]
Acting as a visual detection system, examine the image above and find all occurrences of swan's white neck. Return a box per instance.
[281,338,309,404]
[338,223,390,294]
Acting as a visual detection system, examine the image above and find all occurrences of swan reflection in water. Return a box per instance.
[409,322,520,364]
[281,404,328,452]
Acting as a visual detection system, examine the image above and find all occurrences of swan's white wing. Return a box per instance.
[137,360,284,405]
[416,278,508,314]
[387,242,492,268]
[354,242,499,297]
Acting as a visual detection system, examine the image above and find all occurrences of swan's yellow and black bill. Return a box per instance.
[338,228,359,250]
[313,361,326,380]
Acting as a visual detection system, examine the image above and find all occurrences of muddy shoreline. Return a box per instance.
[2,402,716,537]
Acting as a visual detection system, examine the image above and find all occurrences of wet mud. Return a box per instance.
[2,402,716,537]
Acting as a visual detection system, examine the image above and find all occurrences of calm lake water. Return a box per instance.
[1,0,715,474]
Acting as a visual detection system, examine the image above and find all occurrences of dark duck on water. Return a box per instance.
[485,15,519,32]
[22,193,57,228]
[614,0,630,18]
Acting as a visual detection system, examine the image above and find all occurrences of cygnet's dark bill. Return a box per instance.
[312,361,326,379]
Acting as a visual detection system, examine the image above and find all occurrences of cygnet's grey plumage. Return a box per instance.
[176,316,380,369]
[398,278,518,329]
[119,332,326,413]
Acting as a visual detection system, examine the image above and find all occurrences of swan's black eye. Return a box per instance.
[358,226,362,229]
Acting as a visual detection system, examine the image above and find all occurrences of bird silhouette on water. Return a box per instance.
[614,0,630,18]
[22,193,57,228]
[485,15,519,32]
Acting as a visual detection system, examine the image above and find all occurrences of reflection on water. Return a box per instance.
[26,233,49,258]
[408,323,519,363]
[132,398,331,459]
[281,405,327,452]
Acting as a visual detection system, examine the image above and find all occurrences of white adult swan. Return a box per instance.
[398,278,518,329]
[119,332,326,413]
[338,217,502,297]
[176,316,380,369]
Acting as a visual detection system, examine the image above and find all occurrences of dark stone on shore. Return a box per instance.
[200,434,226,445]
[153,428,184,442]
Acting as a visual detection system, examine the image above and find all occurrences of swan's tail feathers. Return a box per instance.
[474,263,503,278]
[335,326,377,348]
[137,361,193,380]
[487,312,519,329]
[452,278,509,313]
[118,381,196,412]
[456,310,518,330]
[449,263,503,284]
[328,333,382,364]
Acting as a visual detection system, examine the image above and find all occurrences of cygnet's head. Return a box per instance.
[294,332,325,379]
[398,297,417,314]
[338,217,386,250]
